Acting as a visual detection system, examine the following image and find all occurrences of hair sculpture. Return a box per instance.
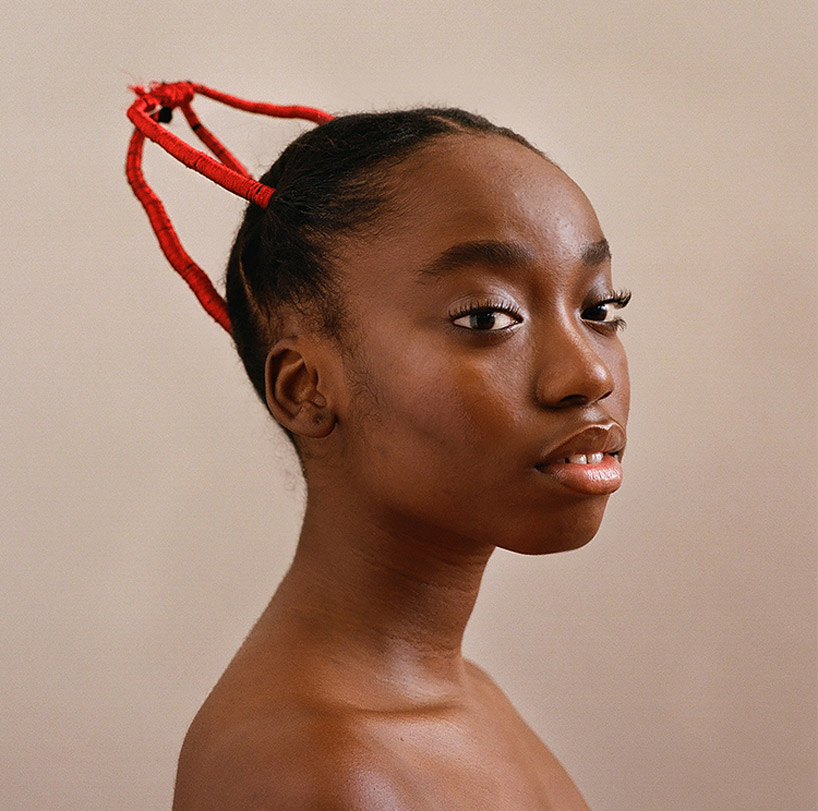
[125,81,334,334]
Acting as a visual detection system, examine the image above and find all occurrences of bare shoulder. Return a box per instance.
[172,705,425,811]
[464,659,591,811]
[464,657,521,705]
[464,657,498,688]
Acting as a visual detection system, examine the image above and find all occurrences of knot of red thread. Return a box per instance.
[131,81,195,113]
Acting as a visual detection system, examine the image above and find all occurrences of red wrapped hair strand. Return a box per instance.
[126,126,232,331]
[177,101,250,177]
[125,81,334,334]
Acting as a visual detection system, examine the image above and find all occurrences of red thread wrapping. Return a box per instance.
[125,81,334,333]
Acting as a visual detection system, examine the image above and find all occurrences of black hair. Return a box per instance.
[225,107,544,417]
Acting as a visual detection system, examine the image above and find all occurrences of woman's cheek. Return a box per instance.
[389,349,518,449]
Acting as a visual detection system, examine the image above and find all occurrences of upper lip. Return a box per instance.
[537,423,627,466]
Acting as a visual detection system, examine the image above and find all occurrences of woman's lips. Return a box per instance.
[536,452,623,495]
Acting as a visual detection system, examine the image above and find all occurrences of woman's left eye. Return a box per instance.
[451,309,520,331]
[582,290,632,329]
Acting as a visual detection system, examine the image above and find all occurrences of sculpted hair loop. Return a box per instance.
[125,80,332,334]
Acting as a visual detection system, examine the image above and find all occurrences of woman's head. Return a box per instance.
[227,111,629,554]
[225,108,543,408]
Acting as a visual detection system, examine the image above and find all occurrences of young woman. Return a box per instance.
[142,102,630,810]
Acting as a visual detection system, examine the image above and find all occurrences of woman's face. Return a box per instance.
[324,133,630,555]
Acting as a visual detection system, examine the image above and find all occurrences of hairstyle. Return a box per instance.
[224,108,544,409]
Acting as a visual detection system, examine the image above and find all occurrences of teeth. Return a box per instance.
[565,452,605,465]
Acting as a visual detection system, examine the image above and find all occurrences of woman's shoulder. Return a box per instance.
[172,699,425,811]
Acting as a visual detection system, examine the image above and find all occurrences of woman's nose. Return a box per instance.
[533,323,615,409]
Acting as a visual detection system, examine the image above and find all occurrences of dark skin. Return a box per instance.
[173,133,630,810]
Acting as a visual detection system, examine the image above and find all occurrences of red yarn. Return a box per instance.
[125,81,334,334]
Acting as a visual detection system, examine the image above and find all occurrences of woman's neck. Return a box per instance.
[265,494,495,701]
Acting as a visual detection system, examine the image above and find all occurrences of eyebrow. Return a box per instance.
[416,238,611,280]
[416,240,537,279]
[581,238,612,266]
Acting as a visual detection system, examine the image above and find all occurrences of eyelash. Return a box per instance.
[448,297,523,330]
[583,288,632,332]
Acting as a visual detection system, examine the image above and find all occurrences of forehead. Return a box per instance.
[336,133,606,296]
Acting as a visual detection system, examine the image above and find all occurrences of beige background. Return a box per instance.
[2,1,815,809]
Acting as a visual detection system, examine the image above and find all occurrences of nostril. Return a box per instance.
[555,393,591,408]
[551,386,613,409]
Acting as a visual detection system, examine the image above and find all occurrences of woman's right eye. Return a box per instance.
[451,309,520,331]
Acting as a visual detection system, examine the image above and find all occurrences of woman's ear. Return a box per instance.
[264,339,336,439]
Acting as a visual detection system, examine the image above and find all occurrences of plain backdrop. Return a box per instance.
[2,2,815,809]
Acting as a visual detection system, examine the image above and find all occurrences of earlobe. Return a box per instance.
[264,341,336,439]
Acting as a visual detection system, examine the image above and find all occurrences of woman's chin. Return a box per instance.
[501,531,599,556]
[494,501,609,556]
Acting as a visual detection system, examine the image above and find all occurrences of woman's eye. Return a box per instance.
[582,302,618,322]
[452,310,519,331]
[582,290,631,329]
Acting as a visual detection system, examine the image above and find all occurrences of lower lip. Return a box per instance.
[536,454,623,496]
